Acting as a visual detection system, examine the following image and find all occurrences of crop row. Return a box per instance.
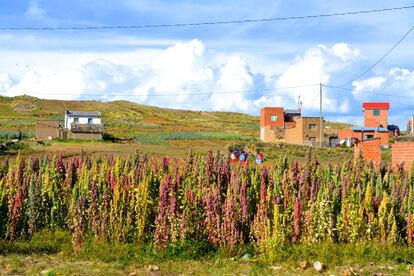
[133,131,255,144]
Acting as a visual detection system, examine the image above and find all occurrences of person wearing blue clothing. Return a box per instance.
[255,150,264,164]
[239,151,248,162]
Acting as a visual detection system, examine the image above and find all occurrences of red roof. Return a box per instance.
[362,102,390,110]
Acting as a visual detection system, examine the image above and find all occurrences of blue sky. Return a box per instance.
[0,0,413,127]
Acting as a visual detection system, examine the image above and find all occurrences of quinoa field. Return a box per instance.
[0,152,414,274]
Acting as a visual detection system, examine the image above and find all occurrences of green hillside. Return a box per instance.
[0,95,259,139]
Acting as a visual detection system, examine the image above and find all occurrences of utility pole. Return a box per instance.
[319,83,323,147]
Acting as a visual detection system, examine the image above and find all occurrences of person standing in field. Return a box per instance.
[230,148,240,164]
[239,150,249,163]
[255,150,264,164]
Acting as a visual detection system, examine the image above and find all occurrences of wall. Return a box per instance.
[373,131,390,147]
[354,138,381,164]
[260,125,286,142]
[301,117,322,144]
[338,129,363,142]
[283,117,322,145]
[260,107,285,128]
[36,121,60,140]
[364,108,388,128]
[392,142,414,173]
[68,132,102,140]
[260,125,275,142]
[338,129,389,147]
[65,116,102,130]
[285,126,301,145]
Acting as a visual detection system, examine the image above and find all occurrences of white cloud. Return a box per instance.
[4,38,411,127]
[352,67,414,100]
[257,43,362,114]
[352,77,386,91]
[24,1,47,21]
[5,68,84,100]
[0,73,14,91]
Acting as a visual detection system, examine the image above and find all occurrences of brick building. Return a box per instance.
[285,117,322,145]
[338,102,390,147]
[260,107,323,145]
[363,102,389,128]
[260,107,301,143]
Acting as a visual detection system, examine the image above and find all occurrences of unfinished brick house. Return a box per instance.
[338,102,390,147]
[260,107,322,145]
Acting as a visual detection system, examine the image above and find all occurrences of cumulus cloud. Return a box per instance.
[256,43,362,114]
[0,39,362,114]
[352,67,414,102]
[2,38,411,127]
[4,68,84,100]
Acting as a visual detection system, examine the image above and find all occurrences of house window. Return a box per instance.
[270,115,278,122]
[365,134,374,139]
[373,109,380,116]
[74,117,79,123]
[309,124,317,130]
[309,137,316,142]
[88,118,93,124]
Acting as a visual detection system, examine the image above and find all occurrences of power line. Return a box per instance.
[0,83,319,97]
[1,5,413,31]
[324,84,414,99]
[338,23,414,87]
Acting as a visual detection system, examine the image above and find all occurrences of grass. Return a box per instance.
[133,131,255,144]
[0,95,260,138]
[231,141,354,164]
[0,230,413,275]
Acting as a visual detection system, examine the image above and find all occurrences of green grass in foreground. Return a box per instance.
[0,230,413,275]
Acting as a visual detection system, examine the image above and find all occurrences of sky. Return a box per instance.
[0,0,413,128]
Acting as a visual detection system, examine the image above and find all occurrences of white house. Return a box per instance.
[64,110,103,139]
[64,110,102,130]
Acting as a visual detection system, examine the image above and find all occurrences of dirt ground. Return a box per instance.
[0,254,411,275]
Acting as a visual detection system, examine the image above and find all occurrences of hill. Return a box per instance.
[0,95,259,139]
[0,95,354,162]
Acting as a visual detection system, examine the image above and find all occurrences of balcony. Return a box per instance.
[70,123,103,133]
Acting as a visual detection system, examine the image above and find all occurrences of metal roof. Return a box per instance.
[284,109,301,114]
[66,110,101,117]
[362,102,390,109]
[351,127,389,132]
